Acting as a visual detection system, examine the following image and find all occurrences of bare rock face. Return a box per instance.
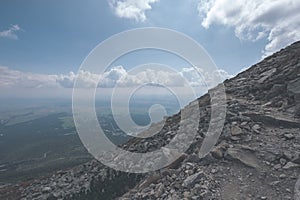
[288,78,300,116]
[118,41,300,200]
[1,42,300,200]
[295,176,300,200]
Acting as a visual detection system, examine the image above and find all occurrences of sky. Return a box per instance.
[0,0,300,100]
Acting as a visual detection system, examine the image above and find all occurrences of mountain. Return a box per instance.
[1,41,300,200]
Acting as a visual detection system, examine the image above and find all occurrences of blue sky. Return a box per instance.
[0,0,299,98]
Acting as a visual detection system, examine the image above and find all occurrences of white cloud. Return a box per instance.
[109,0,159,22]
[0,24,22,39]
[198,0,300,57]
[0,66,231,90]
[57,71,99,88]
[0,66,58,88]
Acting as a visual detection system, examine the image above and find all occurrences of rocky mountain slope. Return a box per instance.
[1,41,300,200]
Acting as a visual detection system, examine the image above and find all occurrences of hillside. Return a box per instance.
[1,41,300,200]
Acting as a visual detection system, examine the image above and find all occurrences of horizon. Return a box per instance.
[1,0,300,100]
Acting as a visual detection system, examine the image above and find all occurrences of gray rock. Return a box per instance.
[226,148,261,169]
[295,176,300,200]
[283,162,300,169]
[257,68,277,83]
[280,158,287,165]
[284,133,295,140]
[182,171,204,187]
[211,147,224,159]
[292,153,300,164]
[287,78,300,96]
[268,84,286,98]
[42,187,52,193]
[252,124,261,133]
[231,125,243,136]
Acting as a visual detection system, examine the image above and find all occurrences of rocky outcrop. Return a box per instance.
[119,41,300,200]
[1,41,300,200]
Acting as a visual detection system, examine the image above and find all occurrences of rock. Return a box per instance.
[292,153,300,164]
[231,125,243,136]
[211,147,224,159]
[267,84,286,98]
[155,183,164,198]
[280,158,287,165]
[241,121,248,126]
[185,153,201,163]
[183,191,190,198]
[42,187,52,193]
[182,171,204,187]
[283,151,293,161]
[231,136,241,141]
[283,162,300,169]
[279,174,287,179]
[273,164,281,170]
[46,194,57,200]
[244,113,300,128]
[295,176,300,200]
[252,124,261,133]
[287,78,300,96]
[287,78,300,116]
[296,104,300,117]
[138,175,161,190]
[226,148,261,169]
[32,192,40,198]
[262,146,282,162]
[198,152,218,166]
[257,68,277,83]
[284,133,295,140]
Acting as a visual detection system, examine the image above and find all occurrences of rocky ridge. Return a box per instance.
[1,41,300,200]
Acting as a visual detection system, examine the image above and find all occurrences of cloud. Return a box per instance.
[198,0,300,57]
[0,66,59,88]
[0,66,231,90]
[109,0,159,22]
[0,24,22,39]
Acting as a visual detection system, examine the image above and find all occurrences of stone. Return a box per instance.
[262,146,282,162]
[241,121,248,126]
[268,84,286,98]
[280,158,287,165]
[283,162,299,169]
[42,187,52,193]
[185,153,201,163]
[293,153,300,164]
[155,183,164,198]
[138,175,161,190]
[257,68,277,83]
[284,133,295,140]
[231,125,243,136]
[274,164,281,170]
[287,78,300,96]
[231,136,241,141]
[182,171,204,187]
[295,176,300,200]
[211,147,224,159]
[226,148,260,169]
[183,191,191,198]
[46,194,57,200]
[279,174,287,179]
[252,124,261,133]
[198,153,218,166]
[287,78,300,116]
[283,151,293,161]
